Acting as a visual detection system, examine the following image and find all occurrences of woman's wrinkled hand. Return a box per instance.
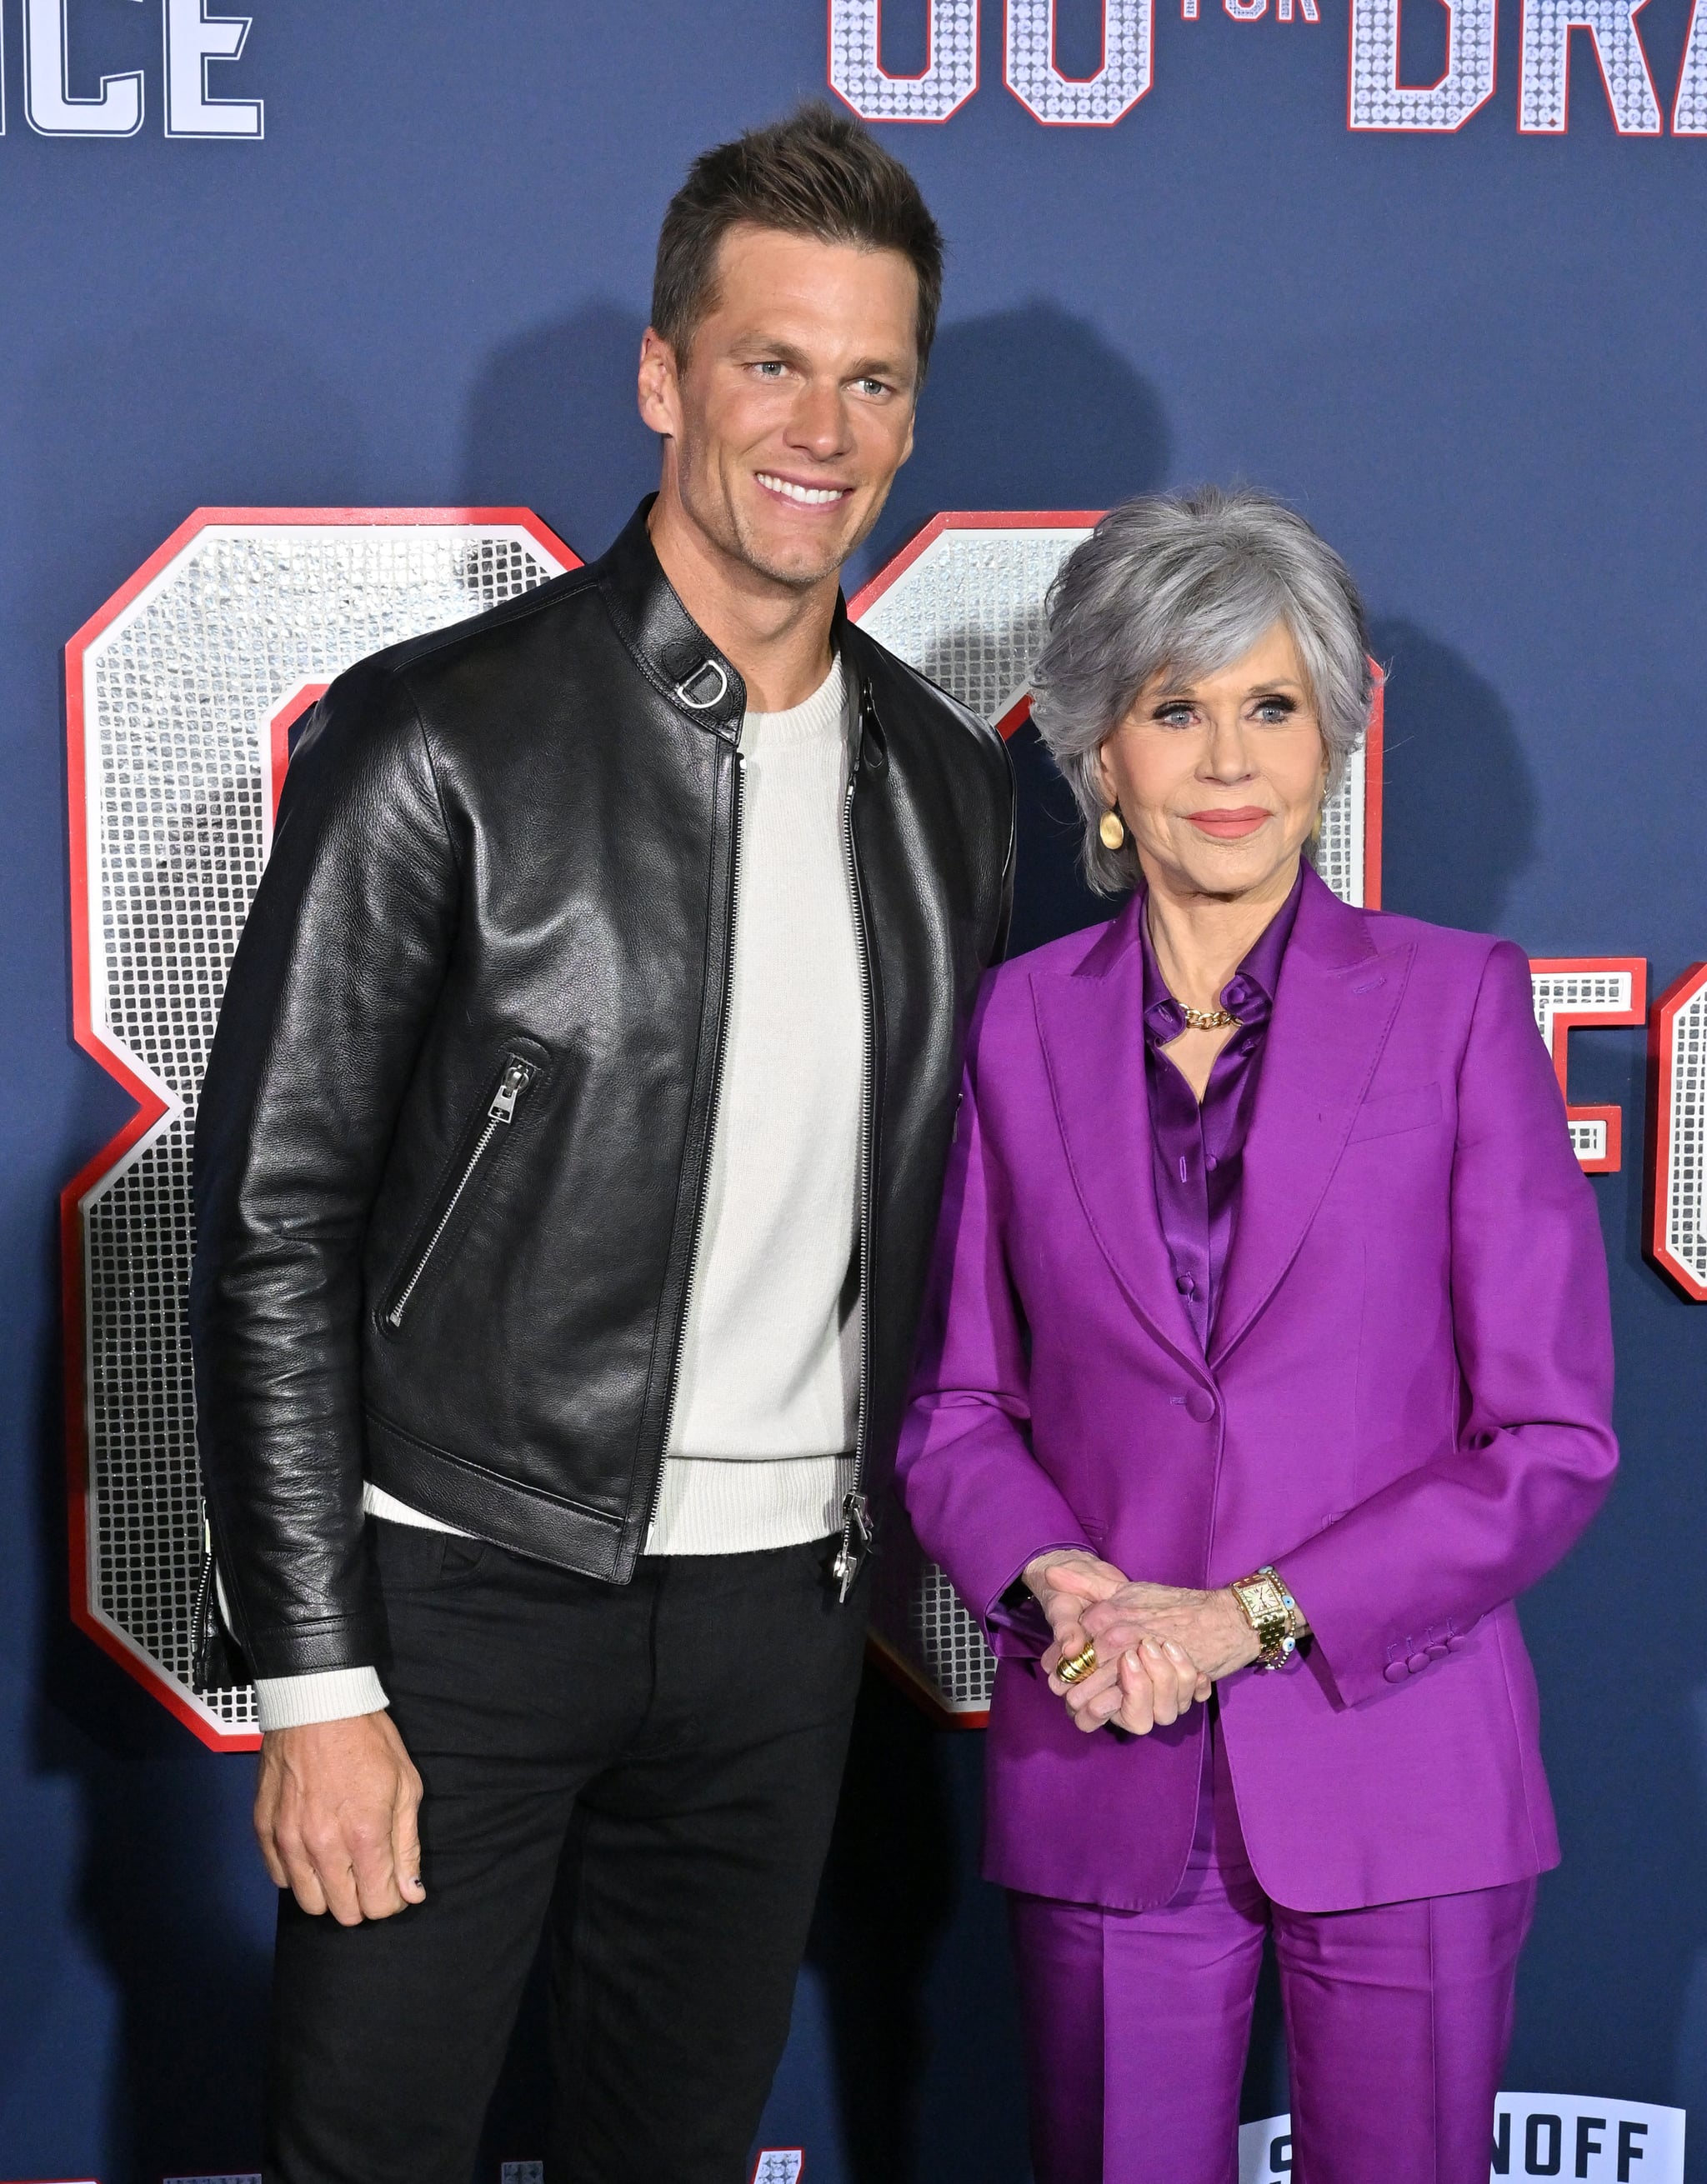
[1053,1567,1262,1684]
[1025,1554,1213,1736]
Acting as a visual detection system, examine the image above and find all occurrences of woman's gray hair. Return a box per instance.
[1029,487,1373,897]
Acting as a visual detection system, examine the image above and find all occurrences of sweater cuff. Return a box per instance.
[254,1667,390,1732]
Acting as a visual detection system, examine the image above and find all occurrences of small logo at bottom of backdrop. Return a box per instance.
[1239,2095,1684,2181]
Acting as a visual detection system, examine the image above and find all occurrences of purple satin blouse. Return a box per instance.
[1139,868,1304,1351]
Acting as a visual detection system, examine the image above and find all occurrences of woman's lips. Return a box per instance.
[1184,807,1271,840]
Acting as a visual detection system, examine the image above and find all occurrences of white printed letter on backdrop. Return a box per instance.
[1347,0,1497,128]
[1004,0,1154,125]
[25,0,146,136]
[1517,0,1661,131]
[828,0,980,122]
[163,0,263,137]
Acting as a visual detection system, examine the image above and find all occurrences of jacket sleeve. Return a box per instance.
[1275,939,1619,1708]
[189,663,460,1679]
[896,1009,1096,1656]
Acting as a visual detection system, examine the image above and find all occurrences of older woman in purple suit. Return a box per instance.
[895,488,1616,2184]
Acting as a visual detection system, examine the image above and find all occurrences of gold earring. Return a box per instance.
[1099,808,1126,851]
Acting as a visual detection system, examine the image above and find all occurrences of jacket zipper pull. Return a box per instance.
[488,1060,532,1124]
[832,1490,873,1603]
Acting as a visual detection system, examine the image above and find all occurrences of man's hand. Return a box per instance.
[1058,1569,1263,1683]
[254,1712,426,1926]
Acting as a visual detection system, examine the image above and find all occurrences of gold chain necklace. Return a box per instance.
[1176,1001,1241,1032]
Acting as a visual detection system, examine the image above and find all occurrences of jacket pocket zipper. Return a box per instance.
[385,1056,536,1330]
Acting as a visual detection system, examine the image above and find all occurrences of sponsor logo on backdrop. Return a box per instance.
[828,0,1707,134]
[0,0,262,138]
[1241,2094,1685,2178]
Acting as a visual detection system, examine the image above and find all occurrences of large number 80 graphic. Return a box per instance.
[62,508,1702,1746]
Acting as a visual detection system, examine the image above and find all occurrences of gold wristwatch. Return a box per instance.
[1230,1567,1301,1672]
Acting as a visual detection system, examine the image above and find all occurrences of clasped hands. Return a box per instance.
[1024,1551,1264,1736]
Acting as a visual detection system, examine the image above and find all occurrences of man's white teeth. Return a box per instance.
[757,474,848,506]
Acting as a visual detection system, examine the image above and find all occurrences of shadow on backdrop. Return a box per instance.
[15,319,367,2182]
[1369,618,1538,937]
[459,300,656,561]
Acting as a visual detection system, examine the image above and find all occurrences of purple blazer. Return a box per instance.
[896,867,1616,1915]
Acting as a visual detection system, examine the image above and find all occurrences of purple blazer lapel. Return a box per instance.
[1210,867,1414,1369]
[1030,901,1209,1379]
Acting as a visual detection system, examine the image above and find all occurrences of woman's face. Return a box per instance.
[1096,620,1330,905]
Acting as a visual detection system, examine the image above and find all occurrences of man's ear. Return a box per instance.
[637,327,680,439]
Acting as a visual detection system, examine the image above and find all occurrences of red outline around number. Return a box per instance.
[1647,962,1707,1301]
[1529,957,1646,1176]
[62,509,579,1749]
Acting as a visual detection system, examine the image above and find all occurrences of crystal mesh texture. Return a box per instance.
[1661,981,1707,1293]
[1519,0,1661,129]
[78,525,564,1738]
[1675,2,1707,129]
[853,522,1371,1718]
[1349,0,1495,127]
[828,0,979,120]
[1005,0,1153,122]
[1528,965,1636,1167]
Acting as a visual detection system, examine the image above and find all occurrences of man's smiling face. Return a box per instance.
[640,222,921,592]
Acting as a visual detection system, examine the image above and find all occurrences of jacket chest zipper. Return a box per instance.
[645,745,745,1542]
[833,720,878,1602]
[385,1057,535,1330]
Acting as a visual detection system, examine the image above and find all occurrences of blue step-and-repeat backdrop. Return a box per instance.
[4,3,1707,2180]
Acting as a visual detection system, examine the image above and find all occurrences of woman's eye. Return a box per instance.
[1154,705,1195,727]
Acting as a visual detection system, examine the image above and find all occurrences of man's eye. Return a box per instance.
[854,377,890,398]
[753,361,787,378]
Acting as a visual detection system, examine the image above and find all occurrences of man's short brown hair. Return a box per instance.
[651,103,945,381]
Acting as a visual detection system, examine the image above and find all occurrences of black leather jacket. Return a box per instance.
[190,501,1014,1681]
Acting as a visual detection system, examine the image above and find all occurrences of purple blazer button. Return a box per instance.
[1445,1634,1465,1651]
[1184,1390,1217,1424]
[1407,1652,1430,1674]
[1384,1662,1409,1685]
[1426,1642,1449,1661]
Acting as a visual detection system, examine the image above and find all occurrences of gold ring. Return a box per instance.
[1057,1641,1098,1686]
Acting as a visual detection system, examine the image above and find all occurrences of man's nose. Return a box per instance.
[787,381,854,457]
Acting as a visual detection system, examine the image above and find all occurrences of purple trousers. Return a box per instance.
[1009,1715,1535,2184]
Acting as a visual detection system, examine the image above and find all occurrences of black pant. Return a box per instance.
[267,1518,869,2184]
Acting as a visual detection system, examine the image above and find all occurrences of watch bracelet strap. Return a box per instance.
[1231,1566,1299,1671]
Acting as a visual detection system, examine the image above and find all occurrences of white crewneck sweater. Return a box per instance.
[254,655,864,1730]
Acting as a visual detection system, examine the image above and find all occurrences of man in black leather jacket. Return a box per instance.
[191,104,1012,2184]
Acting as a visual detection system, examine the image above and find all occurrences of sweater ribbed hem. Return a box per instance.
[646,1453,856,1556]
[253,1665,390,1732]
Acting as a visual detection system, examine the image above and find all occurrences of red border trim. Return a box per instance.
[1363,664,1385,909]
[1529,957,1646,1177]
[1647,962,1707,1301]
[865,1627,990,1731]
[62,509,580,1750]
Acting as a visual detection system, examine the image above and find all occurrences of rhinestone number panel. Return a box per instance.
[68,517,574,1746]
[828,0,979,121]
[1005,0,1154,124]
[1652,967,1707,1299]
[1349,0,1496,128]
[1519,0,1661,129]
[850,516,1375,1720]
